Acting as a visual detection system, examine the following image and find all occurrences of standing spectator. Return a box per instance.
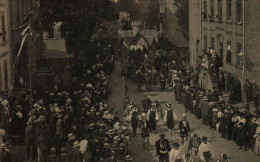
[65,141,83,162]
[252,80,259,110]
[155,134,171,162]
[201,96,210,125]
[24,122,33,160]
[36,131,50,162]
[0,127,6,146]
[249,117,258,152]
[199,136,214,162]
[254,118,260,155]
[236,122,247,150]
[179,114,190,145]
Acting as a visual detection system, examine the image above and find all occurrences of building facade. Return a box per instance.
[0,0,42,95]
[189,0,260,97]
[0,0,10,93]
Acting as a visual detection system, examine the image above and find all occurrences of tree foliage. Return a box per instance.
[39,0,117,59]
[174,0,189,40]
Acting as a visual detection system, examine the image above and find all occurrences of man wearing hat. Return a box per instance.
[179,114,190,145]
[254,118,260,155]
[252,81,259,110]
[201,96,210,125]
[155,134,171,162]
[125,155,133,162]
[164,104,177,133]
[65,133,77,153]
[199,136,214,162]
[99,143,113,162]
[169,142,181,162]
[65,140,83,162]
[248,117,258,152]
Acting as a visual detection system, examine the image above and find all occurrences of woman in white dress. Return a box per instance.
[254,118,260,155]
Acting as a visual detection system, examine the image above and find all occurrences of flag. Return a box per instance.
[178,140,190,158]
[12,33,28,72]
[17,2,40,30]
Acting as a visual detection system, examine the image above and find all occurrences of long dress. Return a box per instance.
[147,109,158,131]
[254,126,260,155]
[164,109,177,129]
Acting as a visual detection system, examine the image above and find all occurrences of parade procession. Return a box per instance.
[0,0,260,162]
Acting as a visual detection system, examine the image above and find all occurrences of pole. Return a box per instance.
[28,33,34,162]
[242,0,246,102]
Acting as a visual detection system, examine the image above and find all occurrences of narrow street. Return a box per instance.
[108,61,260,162]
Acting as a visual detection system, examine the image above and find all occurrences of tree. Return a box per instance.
[39,0,117,59]
[174,0,189,40]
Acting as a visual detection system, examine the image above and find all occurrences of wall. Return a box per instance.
[189,0,202,66]
[244,0,260,87]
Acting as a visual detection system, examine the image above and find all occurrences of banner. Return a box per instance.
[12,33,28,72]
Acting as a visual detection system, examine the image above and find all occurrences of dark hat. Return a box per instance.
[172,142,180,148]
[202,136,207,141]
[160,134,166,137]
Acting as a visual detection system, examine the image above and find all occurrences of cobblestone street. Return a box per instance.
[108,61,260,162]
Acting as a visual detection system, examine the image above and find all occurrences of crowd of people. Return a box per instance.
[172,50,260,157]
[0,56,135,162]
[128,46,260,161]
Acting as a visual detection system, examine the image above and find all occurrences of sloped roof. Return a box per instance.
[145,36,157,46]
[130,32,143,45]
[141,30,158,43]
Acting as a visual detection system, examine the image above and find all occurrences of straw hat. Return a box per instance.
[256,118,260,125]
[251,117,257,123]
[212,108,219,112]
[73,141,80,148]
[67,133,76,139]
[106,129,115,135]
[125,155,133,161]
[104,143,110,148]
[113,136,120,141]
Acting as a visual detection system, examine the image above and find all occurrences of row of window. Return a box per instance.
[0,12,6,44]
[0,59,9,91]
[203,35,243,66]
[203,0,243,23]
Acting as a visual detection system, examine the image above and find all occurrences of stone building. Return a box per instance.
[118,21,159,75]
[189,0,260,99]
[0,0,10,93]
